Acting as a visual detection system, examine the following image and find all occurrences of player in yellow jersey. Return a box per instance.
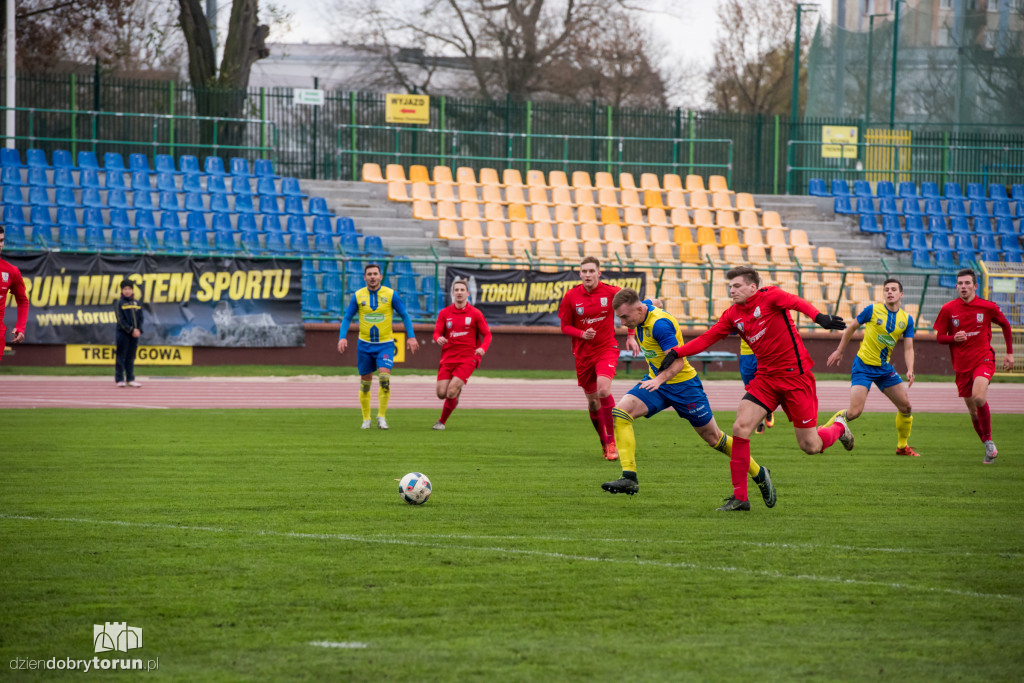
[739,338,774,434]
[337,263,420,429]
[601,288,776,509]
[825,278,918,456]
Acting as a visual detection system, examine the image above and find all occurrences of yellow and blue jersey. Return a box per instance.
[740,339,753,355]
[855,303,915,367]
[340,285,414,344]
[637,304,697,384]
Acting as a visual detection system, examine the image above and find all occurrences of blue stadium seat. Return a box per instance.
[921,181,941,199]
[109,208,131,229]
[3,224,27,249]
[313,233,335,254]
[111,226,133,250]
[82,207,105,229]
[831,179,851,196]
[215,229,236,253]
[156,172,178,193]
[833,195,854,214]
[393,258,415,277]
[996,216,1018,237]
[905,215,925,233]
[281,177,306,197]
[855,197,877,216]
[52,149,73,170]
[992,200,1014,219]
[253,159,277,178]
[230,176,252,195]
[2,184,25,205]
[944,182,963,199]
[257,176,279,196]
[129,153,151,174]
[59,224,83,249]
[977,233,998,251]
[934,248,956,269]
[312,216,333,235]
[56,205,81,229]
[931,231,951,250]
[858,214,881,234]
[989,184,1009,201]
[879,197,899,216]
[336,216,356,234]
[262,214,283,234]
[318,259,339,276]
[258,194,281,215]
[966,183,985,200]
[1,148,24,167]
[922,198,944,217]
[284,196,307,215]
[240,230,262,254]
[974,217,994,235]
[29,204,53,229]
[419,276,439,316]
[209,193,232,213]
[902,197,922,216]
[28,186,52,206]
[2,165,23,185]
[969,200,991,218]
[364,235,387,258]
[54,187,78,208]
[204,156,227,176]
[302,288,326,316]
[207,175,228,194]
[884,230,907,252]
[955,233,975,251]
[159,191,180,211]
[950,216,971,235]
[81,188,104,209]
[230,157,252,177]
[908,232,928,250]
[179,155,200,175]
[947,198,967,217]
[54,167,76,188]
[3,204,26,226]
[897,181,917,199]
[808,178,828,197]
[155,154,177,175]
[27,167,48,187]
[309,197,330,217]
[160,211,182,232]
[339,232,364,257]
[289,231,311,254]
[133,189,155,210]
[286,215,307,235]
[182,173,203,194]
[876,181,895,198]
[83,224,107,250]
[134,209,156,230]
[77,151,100,171]
[184,192,206,212]
[978,247,1001,262]
[131,171,153,191]
[32,224,55,248]
[853,180,872,198]
[105,170,127,191]
[234,194,255,214]
[103,153,126,172]
[1004,243,1022,263]
[79,169,102,190]
[184,211,206,231]
[163,227,185,253]
[211,213,232,234]
[325,289,344,314]
[911,248,931,268]
[396,274,424,317]
[26,149,49,169]
[881,215,901,233]
[237,213,258,234]
[139,226,159,250]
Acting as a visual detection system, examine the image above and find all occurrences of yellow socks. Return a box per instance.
[712,433,761,477]
[895,412,913,449]
[359,379,372,420]
[378,373,391,418]
[612,408,637,473]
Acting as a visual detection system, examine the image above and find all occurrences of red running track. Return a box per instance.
[1,376,1023,413]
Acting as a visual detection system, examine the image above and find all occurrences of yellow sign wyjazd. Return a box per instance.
[385,94,430,125]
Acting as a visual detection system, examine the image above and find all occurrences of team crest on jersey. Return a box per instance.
[898,321,905,330]
[953,318,959,327]
[446,319,453,329]
[1,272,7,282]
[977,313,984,322]
[753,306,761,319]
[736,322,744,333]
[876,318,882,325]
[576,306,584,315]
[600,297,608,306]
[465,316,471,324]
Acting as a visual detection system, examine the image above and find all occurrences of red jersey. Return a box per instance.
[674,287,821,374]
[433,303,491,362]
[932,296,1013,373]
[0,258,29,335]
[558,281,623,362]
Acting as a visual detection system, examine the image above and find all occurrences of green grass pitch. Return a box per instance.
[2,408,1023,681]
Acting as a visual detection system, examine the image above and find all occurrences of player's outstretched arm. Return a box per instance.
[814,313,846,330]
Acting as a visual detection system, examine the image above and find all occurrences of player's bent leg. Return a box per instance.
[846,385,870,421]
[602,397,647,494]
[594,374,617,459]
[435,379,450,401]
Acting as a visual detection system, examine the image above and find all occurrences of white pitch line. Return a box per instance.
[1,513,1018,602]
[309,641,368,649]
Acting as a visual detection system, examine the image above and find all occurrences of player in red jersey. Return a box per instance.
[432,279,492,430]
[932,268,1014,464]
[655,266,852,511]
[0,226,29,362]
[558,256,640,461]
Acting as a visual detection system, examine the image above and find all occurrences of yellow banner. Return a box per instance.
[385,94,430,125]
[66,345,194,366]
[821,126,858,159]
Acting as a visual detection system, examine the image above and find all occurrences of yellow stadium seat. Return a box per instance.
[604,224,626,245]
[620,189,642,208]
[713,298,732,316]
[789,229,810,248]
[531,204,552,224]
[688,296,710,323]
[747,244,771,266]
[534,222,555,242]
[818,247,842,267]
[743,227,764,247]
[765,228,789,250]
[534,238,561,267]
[595,172,616,189]
[679,241,701,264]
[553,204,575,224]
[572,171,594,189]
[481,184,505,205]
[685,175,706,193]
[709,175,732,194]
[464,237,487,259]
[719,227,740,248]
[640,173,662,192]
[502,168,525,189]
[619,173,638,190]
[409,165,431,184]
[577,205,598,224]
[574,187,598,207]
[700,243,722,266]
[508,203,529,222]
[643,190,665,210]
[692,209,715,229]
[736,192,761,214]
[549,171,570,189]
[696,226,719,247]
[483,203,505,223]
[438,219,460,240]
[385,164,407,183]
[623,206,645,226]
[436,200,458,221]
[723,244,744,265]
[457,183,480,203]
[479,168,500,186]
[606,240,627,263]
[528,186,552,206]
[410,182,433,202]
[432,166,454,184]
[456,167,478,185]
[663,174,683,192]
[582,240,605,260]
[526,169,548,188]
[792,245,816,266]
[388,181,412,202]
[738,210,760,230]
[485,220,508,240]
[649,225,671,244]
[580,223,605,244]
[459,202,482,222]
[601,206,622,226]
[689,191,711,210]
[488,236,513,261]
[509,221,532,242]
[460,220,483,241]
[434,182,456,202]
[711,192,734,212]
[670,208,692,228]
[629,243,653,265]
[684,279,706,299]
[849,281,871,302]
[652,243,675,263]
[647,207,669,227]
[715,210,737,229]
[762,211,787,231]
[626,224,648,244]
[510,237,533,261]
[505,185,526,205]
[412,199,435,220]
[598,188,621,208]
[665,189,688,210]
[672,225,694,247]
[362,163,384,183]
[551,187,574,207]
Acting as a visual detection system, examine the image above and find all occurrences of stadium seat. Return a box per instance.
[157,172,178,193]
[31,223,55,248]
[310,215,332,236]
[992,200,1015,219]
[51,149,73,171]
[3,205,26,228]
[135,209,157,230]
[214,228,236,253]
[831,179,851,196]
[884,230,908,252]
[186,211,207,232]
[55,187,80,208]
[853,180,872,198]
[204,156,226,176]
[259,195,281,215]
[967,183,986,200]
[236,214,258,234]
[313,233,335,254]
[922,198,944,217]
[230,157,252,177]
[59,224,83,249]
[1004,242,1022,263]
[51,167,75,189]
[289,230,311,255]
[234,194,255,214]
[876,181,895,198]
[178,155,200,175]
[898,181,918,199]
[281,177,305,197]
[308,197,330,217]
[833,195,854,214]
[989,184,1009,201]
[128,153,150,174]
[110,225,133,250]
[131,171,153,192]
[996,216,1017,237]
[1,165,23,185]
[155,154,177,175]
[103,152,126,172]
[257,176,279,196]
[26,148,49,169]
[974,217,994,234]
[908,232,928,250]
[253,159,277,178]
[905,215,925,233]
[969,200,991,218]
[163,227,185,253]
[879,197,899,216]
[927,216,946,234]
[83,223,107,250]
[0,148,22,168]
[911,248,931,268]
[944,182,963,199]
[105,170,127,191]
[934,248,956,269]
[240,230,262,254]
[262,215,283,235]
[28,186,52,206]
[855,197,877,215]
[931,231,951,250]
[160,210,182,232]
[947,198,967,217]
[76,151,99,171]
[2,184,25,205]
[158,191,180,211]
[978,233,998,251]
[185,192,206,212]
[230,175,251,195]
[902,197,922,216]
[921,182,941,199]
[208,193,231,213]
[26,167,47,187]
[808,178,828,196]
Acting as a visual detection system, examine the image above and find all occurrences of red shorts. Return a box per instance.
[575,347,620,395]
[745,370,819,428]
[438,356,480,383]
[955,362,995,398]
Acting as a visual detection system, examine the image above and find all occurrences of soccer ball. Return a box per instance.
[398,472,432,505]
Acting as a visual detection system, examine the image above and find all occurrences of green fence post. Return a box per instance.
[168,81,175,158]
[674,108,682,175]
[606,105,613,175]
[259,87,266,155]
[785,140,793,195]
[525,100,532,172]
[918,273,930,321]
[312,77,319,180]
[773,114,780,194]
[727,141,734,187]
[70,74,77,159]
[942,131,949,188]
[687,110,695,177]
[439,95,446,167]
[350,91,357,181]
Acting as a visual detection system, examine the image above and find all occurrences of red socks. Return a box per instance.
[817,423,844,452]
[440,396,458,425]
[599,395,616,446]
[730,436,750,502]
[589,410,606,445]
[976,402,992,442]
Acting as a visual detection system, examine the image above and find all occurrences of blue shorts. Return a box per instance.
[627,375,714,427]
[357,340,396,375]
[738,354,758,386]
[850,356,903,391]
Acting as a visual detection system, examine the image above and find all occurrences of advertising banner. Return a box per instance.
[443,267,646,326]
[2,252,303,347]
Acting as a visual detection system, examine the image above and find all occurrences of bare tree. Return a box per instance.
[706,0,809,116]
